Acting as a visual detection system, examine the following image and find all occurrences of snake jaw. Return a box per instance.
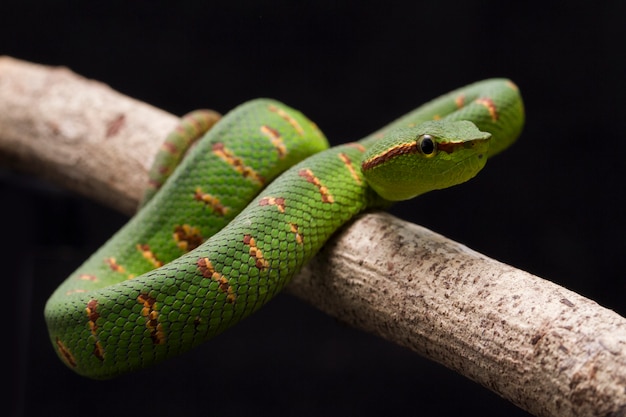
[437,135,490,155]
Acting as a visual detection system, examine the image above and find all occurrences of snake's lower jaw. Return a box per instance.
[368,149,489,202]
[452,152,489,186]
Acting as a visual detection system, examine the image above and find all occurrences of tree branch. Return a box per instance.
[2,56,625,417]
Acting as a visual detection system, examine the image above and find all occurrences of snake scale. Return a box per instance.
[45,78,525,379]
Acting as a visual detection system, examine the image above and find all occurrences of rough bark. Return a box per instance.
[0,56,179,214]
[1,56,625,417]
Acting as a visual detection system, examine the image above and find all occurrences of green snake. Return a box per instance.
[45,79,524,379]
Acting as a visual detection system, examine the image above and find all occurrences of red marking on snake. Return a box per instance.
[55,338,77,368]
[346,143,366,153]
[506,80,519,91]
[183,109,220,137]
[258,196,286,213]
[298,169,334,203]
[194,187,229,216]
[173,224,204,252]
[338,153,362,184]
[289,223,303,245]
[362,142,419,171]
[193,316,202,331]
[137,293,165,344]
[475,97,499,121]
[183,111,209,132]
[147,178,163,190]
[65,289,88,295]
[105,114,126,138]
[79,274,98,282]
[268,104,305,135]
[136,244,164,268]
[243,234,270,270]
[174,123,188,136]
[86,299,105,361]
[260,125,287,158]
[455,94,466,109]
[86,299,100,329]
[160,141,179,155]
[212,142,264,185]
[104,257,125,273]
[197,257,236,303]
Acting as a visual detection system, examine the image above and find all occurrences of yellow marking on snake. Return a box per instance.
[160,140,179,155]
[173,224,204,252]
[55,338,77,368]
[137,294,165,344]
[258,196,286,213]
[194,187,229,216]
[136,244,164,268]
[104,257,125,273]
[289,223,303,245]
[298,168,334,203]
[260,125,287,158]
[455,94,465,108]
[506,80,519,91]
[212,142,264,185]
[268,104,305,136]
[338,153,362,184]
[78,274,98,282]
[197,257,236,303]
[86,299,105,361]
[243,234,270,270]
[347,143,366,152]
[475,97,499,121]
[65,289,88,295]
[103,258,135,280]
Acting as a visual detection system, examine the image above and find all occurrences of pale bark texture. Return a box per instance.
[1,56,625,417]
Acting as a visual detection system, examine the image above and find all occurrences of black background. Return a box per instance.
[4,1,626,416]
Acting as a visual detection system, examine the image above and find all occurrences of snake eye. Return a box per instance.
[417,134,436,156]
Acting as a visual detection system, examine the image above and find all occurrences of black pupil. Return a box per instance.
[420,135,435,154]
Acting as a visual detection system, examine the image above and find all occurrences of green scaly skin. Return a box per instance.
[45,78,524,379]
[139,108,222,207]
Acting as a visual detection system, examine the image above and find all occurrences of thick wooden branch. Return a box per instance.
[2,56,625,417]
[0,56,179,215]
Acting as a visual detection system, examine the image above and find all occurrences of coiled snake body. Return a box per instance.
[45,79,524,379]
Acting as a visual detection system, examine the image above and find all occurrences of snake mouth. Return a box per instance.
[437,137,490,155]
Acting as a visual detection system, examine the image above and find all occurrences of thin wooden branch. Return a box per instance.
[2,56,625,417]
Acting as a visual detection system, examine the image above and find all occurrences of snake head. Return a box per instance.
[361,120,491,201]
